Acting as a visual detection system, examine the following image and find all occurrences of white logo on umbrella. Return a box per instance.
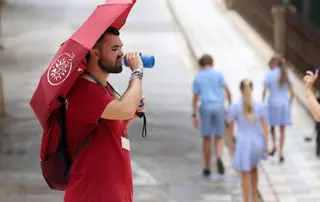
[47,52,75,86]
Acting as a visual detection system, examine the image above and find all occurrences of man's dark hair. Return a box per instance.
[85,26,120,62]
[198,54,213,67]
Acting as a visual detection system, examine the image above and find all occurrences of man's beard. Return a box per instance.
[98,57,123,74]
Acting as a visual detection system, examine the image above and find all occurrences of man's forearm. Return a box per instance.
[307,89,320,121]
[192,103,197,116]
[120,78,142,113]
[126,118,135,129]
[192,101,197,117]
[192,95,199,116]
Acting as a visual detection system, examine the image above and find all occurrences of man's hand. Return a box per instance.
[135,97,146,117]
[125,52,144,71]
[126,96,146,128]
[192,116,199,128]
[304,69,318,90]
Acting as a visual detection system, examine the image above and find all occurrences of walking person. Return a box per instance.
[192,54,232,177]
[262,56,294,162]
[228,79,268,202]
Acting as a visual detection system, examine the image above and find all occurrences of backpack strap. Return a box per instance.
[56,101,70,175]
[70,118,101,165]
[56,97,101,177]
[65,121,101,176]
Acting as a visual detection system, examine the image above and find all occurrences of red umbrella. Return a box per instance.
[30,0,137,130]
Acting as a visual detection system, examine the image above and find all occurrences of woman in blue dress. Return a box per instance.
[263,56,294,162]
[228,79,268,202]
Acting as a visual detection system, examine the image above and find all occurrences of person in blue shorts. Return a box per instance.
[263,56,294,162]
[228,79,268,202]
[192,54,232,177]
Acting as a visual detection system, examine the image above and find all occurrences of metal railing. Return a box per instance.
[234,0,320,91]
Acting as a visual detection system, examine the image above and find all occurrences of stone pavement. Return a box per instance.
[0,0,260,201]
[168,0,320,201]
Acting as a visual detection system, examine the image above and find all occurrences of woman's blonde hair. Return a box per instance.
[240,79,255,123]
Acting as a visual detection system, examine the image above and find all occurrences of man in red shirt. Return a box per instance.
[64,26,145,202]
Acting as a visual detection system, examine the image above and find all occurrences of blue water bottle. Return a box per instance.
[124,54,155,68]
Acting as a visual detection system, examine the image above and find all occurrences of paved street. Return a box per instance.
[168,0,320,201]
[0,0,246,202]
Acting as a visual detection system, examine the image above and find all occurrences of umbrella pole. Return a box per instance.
[0,72,6,116]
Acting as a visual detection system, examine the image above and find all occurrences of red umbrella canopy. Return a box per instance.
[30,0,137,130]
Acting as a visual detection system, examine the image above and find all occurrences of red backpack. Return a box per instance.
[39,97,98,191]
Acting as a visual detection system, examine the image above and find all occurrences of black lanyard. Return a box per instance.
[84,70,147,138]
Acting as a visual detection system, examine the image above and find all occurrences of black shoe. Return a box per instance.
[269,148,276,156]
[217,158,225,175]
[279,156,285,163]
[202,168,211,177]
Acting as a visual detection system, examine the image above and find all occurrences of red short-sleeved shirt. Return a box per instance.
[63,78,133,202]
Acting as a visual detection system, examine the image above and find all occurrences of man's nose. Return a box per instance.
[119,50,124,57]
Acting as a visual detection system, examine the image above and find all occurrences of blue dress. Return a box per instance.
[264,68,292,126]
[228,99,267,172]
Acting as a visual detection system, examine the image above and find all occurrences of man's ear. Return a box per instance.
[90,49,100,60]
